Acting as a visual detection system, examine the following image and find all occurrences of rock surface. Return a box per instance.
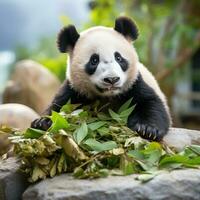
[0,128,200,200]
[23,169,200,200]
[0,103,39,130]
[0,158,29,200]
[3,60,61,114]
[163,127,200,151]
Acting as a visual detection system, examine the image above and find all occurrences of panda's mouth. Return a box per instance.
[95,85,121,93]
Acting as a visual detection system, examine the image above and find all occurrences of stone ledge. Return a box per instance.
[0,127,200,200]
[163,127,200,151]
[23,169,200,200]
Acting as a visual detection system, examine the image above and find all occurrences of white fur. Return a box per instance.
[138,62,172,124]
[90,54,127,96]
[68,26,138,97]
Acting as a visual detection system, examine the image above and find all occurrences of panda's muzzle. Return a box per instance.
[95,84,121,93]
[103,77,120,85]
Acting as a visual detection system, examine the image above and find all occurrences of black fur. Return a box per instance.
[31,80,91,130]
[114,51,129,71]
[31,74,170,141]
[95,85,104,93]
[85,53,100,75]
[114,16,139,41]
[44,80,90,114]
[57,25,80,53]
[119,73,170,141]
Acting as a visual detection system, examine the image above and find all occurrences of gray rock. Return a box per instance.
[3,60,61,114]
[1,128,200,200]
[0,103,39,130]
[23,169,200,200]
[164,128,200,151]
[0,158,29,200]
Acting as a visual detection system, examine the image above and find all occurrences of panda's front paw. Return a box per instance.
[132,123,165,141]
[31,117,52,131]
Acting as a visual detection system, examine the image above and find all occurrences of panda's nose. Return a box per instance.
[104,77,120,85]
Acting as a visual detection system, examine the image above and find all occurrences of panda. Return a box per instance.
[31,16,172,141]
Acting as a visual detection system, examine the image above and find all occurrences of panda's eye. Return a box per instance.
[114,51,128,71]
[90,54,99,66]
[115,52,122,62]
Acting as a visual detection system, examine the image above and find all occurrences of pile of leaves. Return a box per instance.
[7,100,200,183]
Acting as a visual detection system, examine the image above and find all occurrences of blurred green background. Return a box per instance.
[0,0,200,130]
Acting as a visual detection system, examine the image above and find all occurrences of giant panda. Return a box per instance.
[31,16,172,141]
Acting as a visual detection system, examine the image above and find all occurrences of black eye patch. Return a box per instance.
[114,52,129,71]
[85,53,99,75]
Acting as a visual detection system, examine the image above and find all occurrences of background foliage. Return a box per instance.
[16,0,200,84]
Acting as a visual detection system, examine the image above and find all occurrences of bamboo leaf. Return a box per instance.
[88,121,107,131]
[24,128,45,139]
[118,98,133,114]
[108,109,122,122]
[75,122,88,145]
[84,139,117,152]
[48,111,69,133]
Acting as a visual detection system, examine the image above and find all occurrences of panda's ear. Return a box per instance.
[114,17,139,41]
[57,25,80,53]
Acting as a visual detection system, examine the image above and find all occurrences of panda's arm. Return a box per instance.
[43,80,80,115]
[127,74,170,141]
[31,80,85,130]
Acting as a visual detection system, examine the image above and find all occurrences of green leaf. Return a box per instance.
[60,103,81,113]
[99,169,109,177]
[147,150,162,165]
[48,111,69,133]
[97,127,110,136]
[118,98,133,114]
[35,157,50,165]
[50,158,57,177]
[24,128,45,139]
[119,105,135,122]
[57,152,65,173]
[84,139,117,152]
[128,150,145,160]
[144,142,162,152]
[74,122,88,145]
[120,155,135,175]
[73,167,84,178]
[97,113,111,121]
[159,155,188,167]
[136,173,158,183]
[108,109,122,123]
[187,145,200,155]
[88,121,107,131]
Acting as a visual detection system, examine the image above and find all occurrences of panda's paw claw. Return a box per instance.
[31,117,52,131]
[132,123,164,141]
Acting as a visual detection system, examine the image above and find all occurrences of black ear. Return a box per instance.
[57,25,80,53]
[114,17,139,41]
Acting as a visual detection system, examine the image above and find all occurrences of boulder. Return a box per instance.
[0,103,39,130]
[0,158,29,200]
[3,60,61,114]
[163,127,200,151]
[23,169,200,200]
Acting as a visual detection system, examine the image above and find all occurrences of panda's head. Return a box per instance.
[57,17,139,97]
